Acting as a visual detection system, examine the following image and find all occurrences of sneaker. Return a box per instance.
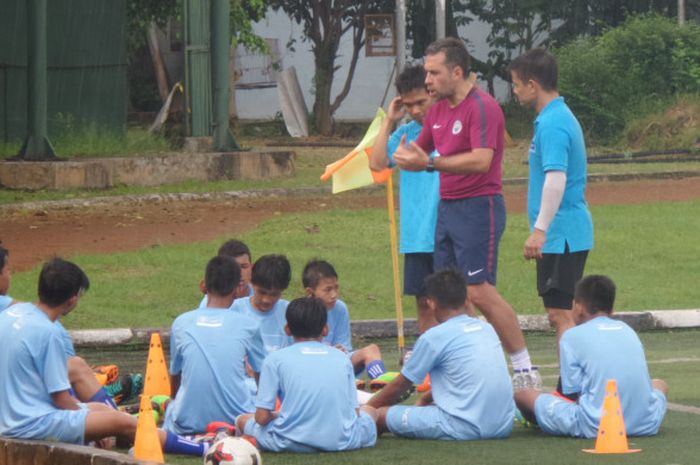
[369,372,400,392]
[512,369,525,392]
[355,379,366,390]
[525,367,543,390]
[151,394,171,416]
[93,365,120,386]
[105,373,144,405]
[207,421,236,439]
[514,409,534,428]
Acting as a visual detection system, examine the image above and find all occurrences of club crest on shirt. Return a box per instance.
[452,120,463,135]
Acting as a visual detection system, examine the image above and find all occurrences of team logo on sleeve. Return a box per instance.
[452,120,463,135]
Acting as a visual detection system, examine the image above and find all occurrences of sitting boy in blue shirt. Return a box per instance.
[302,259,386,383]
[368,269,514,440]
[0,245,17,311]
[232,254,293,356]
[515,275,668,438]
[236,297,378,452]
[0,258,208,457]
[199,239,254,309]
[164,255,266,434]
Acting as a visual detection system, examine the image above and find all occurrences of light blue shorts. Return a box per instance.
[386,405,508,441]
[12,404,90,444]
[244,411,377,452]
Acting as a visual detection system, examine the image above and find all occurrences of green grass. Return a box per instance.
[84,330,700,465]
[8,199,700,329]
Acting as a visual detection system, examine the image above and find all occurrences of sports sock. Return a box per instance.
[366,360,386,379]
[88,388,118,409]
[164,431,208,456]
[510,348,533,371]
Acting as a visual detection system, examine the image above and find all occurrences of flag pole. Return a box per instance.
[385,173,405,360]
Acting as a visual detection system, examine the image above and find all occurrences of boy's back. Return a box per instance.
[256,341,373,451]
[560,316,666,436]
[232,296,292,354]
[164,307,265,434]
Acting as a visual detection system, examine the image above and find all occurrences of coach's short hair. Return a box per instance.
[424,269,467,310]
[302,259,337,289]
[508,48,558,92]
[217,239,251,260]
[0,245,8,272]
[574,275,616,315]
[286,297,327,338]
[395,65,427,96]
[205,255,241,297]
[38,258,90,307]
[251,254,291,290]
[425,37,471,77]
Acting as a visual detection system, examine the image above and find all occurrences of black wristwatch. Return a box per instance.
[426,156,436,172]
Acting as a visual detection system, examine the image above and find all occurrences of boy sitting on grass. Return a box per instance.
[0,245,18,311]
[514,275,668,438]
[232,254,293,356]
[302,259,387,385]
[236,297,378,452]
[163,255,266,434]
[368,269,514,440]
[199,239,254,309]
[0,258,208,457]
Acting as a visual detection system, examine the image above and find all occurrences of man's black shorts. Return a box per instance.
[537,245,589,309]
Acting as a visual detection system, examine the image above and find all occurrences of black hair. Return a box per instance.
[217,239,251,260]
[286,297,327,338]
[38,258,90,307]
[574,275,616,315]
[251,254,291,290]
[205,255,241,297]
[425,37,471,77]
[424,269,467,310]
[395,65,427,95]
[302,259,337,289]
[0,245,8,272]
[508,48,558,92]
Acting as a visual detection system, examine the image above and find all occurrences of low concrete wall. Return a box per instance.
[0,438,147,465]
[0,151,295,190]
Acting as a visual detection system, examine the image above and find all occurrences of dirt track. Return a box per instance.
[2,177,700,272]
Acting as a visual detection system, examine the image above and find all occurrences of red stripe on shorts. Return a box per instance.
[488,196,495,273]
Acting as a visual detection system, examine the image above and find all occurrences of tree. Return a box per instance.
[268,0,393,135]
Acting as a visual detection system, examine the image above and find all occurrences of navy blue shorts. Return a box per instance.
[434,195,506,285]
[403,253,434,296]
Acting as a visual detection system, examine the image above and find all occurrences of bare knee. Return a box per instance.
[360,404,378,422]
[67,356,93,384]
[652,379,669,396]
[364,343,381,360]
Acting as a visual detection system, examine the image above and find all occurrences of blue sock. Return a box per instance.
[88,388,118,409]
[366,360,386,379]
[69,387,77,398]
[164,431,208,456]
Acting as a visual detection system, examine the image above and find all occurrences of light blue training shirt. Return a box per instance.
[527,96,593,253]
[402,314,514,437]
[387,120,441,254]
[323,299,352,351]
[231,296,292,356]
[560,316,666,436]
[0,295,13,312]
[198,284,255,309]
[255,341,370,451]
[0,303,72,438]
[164,306,266,434]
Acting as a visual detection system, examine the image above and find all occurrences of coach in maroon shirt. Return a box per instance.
[393,38,538,386]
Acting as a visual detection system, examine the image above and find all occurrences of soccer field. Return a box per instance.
[82,329,700,465]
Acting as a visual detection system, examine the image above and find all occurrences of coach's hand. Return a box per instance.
[393,136,430,171]
[524,229,546,260]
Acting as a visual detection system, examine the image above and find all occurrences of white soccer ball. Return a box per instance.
[204,436,262,465]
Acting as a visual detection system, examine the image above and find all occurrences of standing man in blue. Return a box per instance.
[510,48,594,343]
[368,270,514,440]
[514,275,668,438]
[370,65,441,333]
[237,297,378,452]
[164,255,266,434]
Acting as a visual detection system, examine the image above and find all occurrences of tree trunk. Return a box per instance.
[313,48,335,136]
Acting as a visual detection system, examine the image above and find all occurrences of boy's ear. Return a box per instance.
[304,287,314,297]
[284,324,292,336]
[321,324,329,337]
[199,279,207,295]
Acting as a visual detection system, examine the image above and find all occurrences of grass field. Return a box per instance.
[81,330,700,465]
[8,199,700,329]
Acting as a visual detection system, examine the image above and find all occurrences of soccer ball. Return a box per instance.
[204,436,262,465]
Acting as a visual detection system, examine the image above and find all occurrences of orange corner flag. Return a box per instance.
[133,395,165,463]
[143,332,171,398]
[320,108,392,193]
[583,379,641,454]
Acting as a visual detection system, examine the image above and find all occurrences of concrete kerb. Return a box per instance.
[69,309,700,348]
[0,437,145,465]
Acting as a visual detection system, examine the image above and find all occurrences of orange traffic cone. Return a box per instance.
[143,332,171,397]
[583,379,641,454]
[133,395,165,463]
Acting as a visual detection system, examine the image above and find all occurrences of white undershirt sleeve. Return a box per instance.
[534,170,567,232]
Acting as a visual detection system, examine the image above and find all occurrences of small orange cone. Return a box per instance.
[143,332,171,397]
[133,395,165,463]
[583,379,641,454]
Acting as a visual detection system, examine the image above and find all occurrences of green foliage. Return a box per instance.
[556,15,700,141]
